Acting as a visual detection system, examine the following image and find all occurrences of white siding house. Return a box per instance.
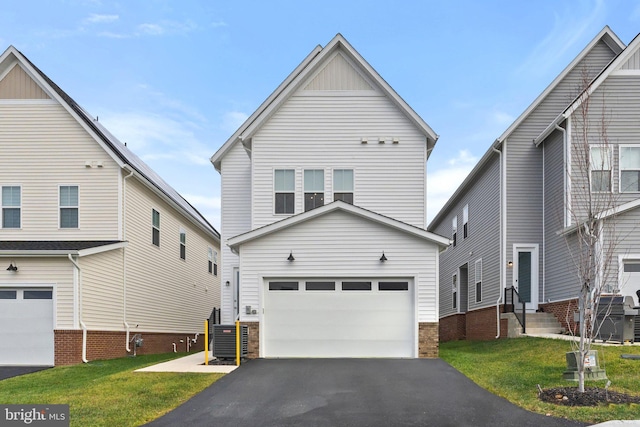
[0,46,220,365]
[211,34,448,358]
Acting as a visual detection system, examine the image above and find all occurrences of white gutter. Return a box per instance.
[123,168,134,353]
[492,144,504,338]
[68,254,88,363]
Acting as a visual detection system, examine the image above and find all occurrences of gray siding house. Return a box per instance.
[428,26,636,340]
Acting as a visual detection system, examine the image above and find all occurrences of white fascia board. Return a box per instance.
[77,241,128,257]
[534,114,567,146]
[498,26,625,145]
[557,198,640,236]
[228,201,450,252]
[0,251,77,257]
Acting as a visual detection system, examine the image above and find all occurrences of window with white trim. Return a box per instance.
[620,146,640,193]
[59,185,78,228]
[2,186,21,228]
[475,258,482,303]
[179,228,186,260]
[452,273,458,310]
[463,204,469,239]
[152,209,160,246]
[452,216,457,247]
[590,146,612,192]
[333,169,354,204]
[208,247,218,275]
[274,169,295,214]
[304,169,324,211]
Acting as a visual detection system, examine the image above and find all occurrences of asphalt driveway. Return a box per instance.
[0,366,51,381]
[147,359,586,427]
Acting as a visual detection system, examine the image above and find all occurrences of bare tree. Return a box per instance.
[564,69,620,393]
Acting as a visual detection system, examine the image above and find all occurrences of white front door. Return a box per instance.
[513,245,539,311]
[263,279,414,358]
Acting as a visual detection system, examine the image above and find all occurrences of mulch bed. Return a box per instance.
[540,387,640,406]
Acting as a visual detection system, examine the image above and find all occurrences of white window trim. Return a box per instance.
[589,145,613,193]
[58,184,79,229]
[475,258,482,303]
[304,168,325,211]
[332,168,355,203]
[1,184,22,229]
[452,272,458,311]
[273,168,295,215]
[618,144,640,194]
[463,204,469,239]
[151,208,160,247]
[452,215,457,246]
[179,227,186,260]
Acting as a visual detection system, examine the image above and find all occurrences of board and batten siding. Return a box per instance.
[0,63,50,99]
[220,142,252,323]
[80,248,125,331]
[505,39,618,295]
[123,177,219,333]
[0,103,120,240]
[237,210,439,323]
[251,93,427,229]
[0,257,74,329]
[433,154,501,318]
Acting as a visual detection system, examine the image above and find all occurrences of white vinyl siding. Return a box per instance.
[2,185,21,228]
[619,145,640,193]
[81,248,124,330]
[590,146,612,192]
[0,103,120,240]
[59,185,79,228]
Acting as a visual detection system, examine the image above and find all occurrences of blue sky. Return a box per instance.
[2,0,640,229]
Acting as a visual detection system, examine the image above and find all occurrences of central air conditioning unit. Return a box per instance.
[212,325,248,359]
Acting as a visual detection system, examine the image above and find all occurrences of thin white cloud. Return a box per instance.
[182,194,221,229]
[210,21,227,28]
[136,20,198,37]
[84,14,119,24]
[221,111,249,133]
[427,150,479,224]
[137,23,164,36]
[97,31,130,39]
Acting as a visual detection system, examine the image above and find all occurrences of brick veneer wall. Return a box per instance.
[418,322,439,357]
[439,314,466,342]
[540,299,579,334]
[240,322,260,359]
[465,306,508,341]
[54,330,205,365]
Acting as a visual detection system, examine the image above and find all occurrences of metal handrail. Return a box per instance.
[504,287,526,334]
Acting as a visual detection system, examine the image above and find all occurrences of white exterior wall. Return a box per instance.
[237,210,439,324]
[251,93,427,229]
[81,248,125,330]
[123,177,220,333]
[0,102,120,240]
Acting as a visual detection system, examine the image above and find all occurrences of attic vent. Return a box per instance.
[304,52,373,91]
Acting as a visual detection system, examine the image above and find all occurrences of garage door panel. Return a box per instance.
[264,280,414,358]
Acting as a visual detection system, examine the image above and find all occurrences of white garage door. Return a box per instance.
[264,279,414,358]
[0,288,54,366]
[621,260,640,306]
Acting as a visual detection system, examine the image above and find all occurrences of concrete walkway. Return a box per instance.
[135,351,238,374]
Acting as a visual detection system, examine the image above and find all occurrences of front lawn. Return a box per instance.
[440,337,640,424]
[0,353,223,427]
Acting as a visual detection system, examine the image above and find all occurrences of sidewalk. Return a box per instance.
[135,352,238,374]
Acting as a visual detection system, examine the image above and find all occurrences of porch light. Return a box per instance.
[380,252,387,262]
[507,261,513,268]
[6,263,17,272]
[287,252,295,262]
[225,281,230,287]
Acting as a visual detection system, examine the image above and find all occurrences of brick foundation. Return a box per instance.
[418,322,439,357]
[54,330,205,366]
[540,299,579,334]
[439,314,466,341]
[240,322,260,359]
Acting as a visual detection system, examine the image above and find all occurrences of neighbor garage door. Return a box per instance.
[263,279,414,358]
[0,288,54,366]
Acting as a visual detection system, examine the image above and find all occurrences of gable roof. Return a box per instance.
[210,34,438,172]
[428,26,625,230]
[227,201,450,252]
[0,46,219,241]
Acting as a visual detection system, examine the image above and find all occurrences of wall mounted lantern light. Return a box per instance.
[287,251,295,262]
[6,263,18,272]
[380,252,388,262]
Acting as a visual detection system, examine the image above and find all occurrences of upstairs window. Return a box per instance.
[59,185,79,228]
[452,216,457,247]
[208,247,218,275]
[452,273,458,310]
[2,186,21,228]
[152,209,160,246]
[304,169,324,211]
[463,204,469,239]
[274,169,295,214]
[590,146,611,192]
[179,229,186,260]
[333,169,354,204]
[620,146,640,193]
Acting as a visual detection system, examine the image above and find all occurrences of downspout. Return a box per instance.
[492,144,503,338]
[552,124,567,304]
[123,168,134,352]
[68,254,88,363]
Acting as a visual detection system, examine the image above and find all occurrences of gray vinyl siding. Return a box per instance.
[251,93,427,229]
[506,39,617,294]
[220,142,252,323]
[433,154,501,318]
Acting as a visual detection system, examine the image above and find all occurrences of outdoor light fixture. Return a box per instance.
[6,263,18,272]
[287,251,295,262]
[507,261,513,268]
[225,281,230,287]
[380,252,388,262]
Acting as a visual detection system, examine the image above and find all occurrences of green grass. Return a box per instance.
[0,353,223,427]
[440,337,640,424]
